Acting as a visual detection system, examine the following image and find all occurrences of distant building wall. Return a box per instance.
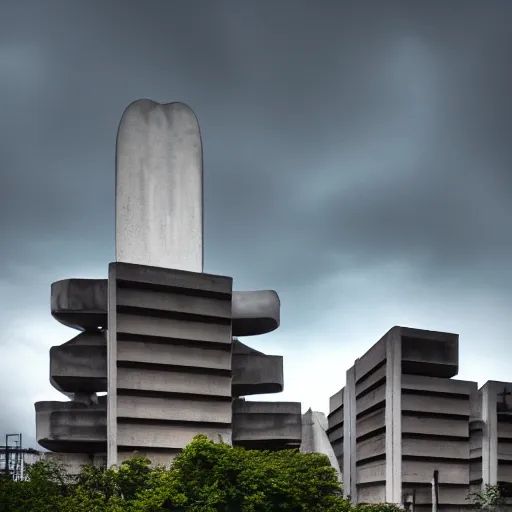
[328,326,480,510]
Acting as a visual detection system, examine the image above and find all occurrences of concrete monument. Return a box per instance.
[35,100,302,471]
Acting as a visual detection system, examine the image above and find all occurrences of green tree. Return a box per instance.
[0,458,73,512]
[0,435,348,511]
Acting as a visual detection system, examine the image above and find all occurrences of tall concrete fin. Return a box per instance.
[300,408,341,480]
[115,100,203,272]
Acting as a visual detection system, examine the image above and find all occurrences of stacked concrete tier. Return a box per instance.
[36,269,302,467]
[233,399,302,450]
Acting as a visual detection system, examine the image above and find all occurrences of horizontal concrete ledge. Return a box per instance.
[401,374,477,396]
[50,332,107,394]
[35,400,107,453]
[234,439,302,450]
[233,400,301,415]
[402,459,469,484]
[116,313,232,345]
[231,290,279,336]
[51,279,108,331]
[117,422,232,449]
[112,263,233,296]
[232,353,283,397]
[52,278,279,336]
[118,340,232,370]
[232,399,302,448]
[49,336,282,397]
[117,394,232,424]
[117,366,232,397]
[329,388,344,412]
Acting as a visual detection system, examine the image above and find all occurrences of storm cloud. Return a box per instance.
[1,0,512,448]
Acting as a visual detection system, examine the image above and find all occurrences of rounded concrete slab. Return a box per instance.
[52,278,280,336]
[35,400,107,453]
[232,399,302,450]
[116,100,203,272]
[232,290,280,336]
[50,332,107,394]
[51,279,107,331]
[232,341,283,397]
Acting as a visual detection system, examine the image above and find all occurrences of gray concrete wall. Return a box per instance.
[472,380,512,493]
[107,263,233,467]
[232,399,301,450]
[328,326,477,508]
[327,386,344,477]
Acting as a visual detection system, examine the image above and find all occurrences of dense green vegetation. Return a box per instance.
[0,435,402,512]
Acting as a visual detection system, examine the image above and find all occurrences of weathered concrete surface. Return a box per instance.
[51,279,107,331]
[471,380,512,490]
[116,100,203,273]
[232,290,279,336]
[300,409,341,479]
[400,326,459,378]
[328,326,473,506]
[50,331,106,394]
[52,278,279,336]
[232,340,283,396]
[117,423,232,450]
[35,399,107,453]
[107,263,233,467]
[232,399,301,450]
[49,336,283,399]
[353,326,459,382]
[327,387,344,477]
[39,452,106,475]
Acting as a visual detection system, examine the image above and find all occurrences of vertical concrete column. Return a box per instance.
[385,329,402,505]
[481,381,498,486]
[344,366,357,500]
[107,265,118,467]
[115,100,203,273]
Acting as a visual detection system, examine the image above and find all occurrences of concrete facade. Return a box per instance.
[233,399,302,450]
[37,271,302,468]
[107,262,234,466]
[470,381,512,494]
[34,98,305,474]
[327,326,512,509]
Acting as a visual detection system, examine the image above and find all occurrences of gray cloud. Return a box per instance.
[1,0,512,448]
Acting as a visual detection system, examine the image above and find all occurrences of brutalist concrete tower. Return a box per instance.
[34,100,301,471]
[327,326,476,509]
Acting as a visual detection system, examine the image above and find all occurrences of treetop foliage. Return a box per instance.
[0,435,403,512]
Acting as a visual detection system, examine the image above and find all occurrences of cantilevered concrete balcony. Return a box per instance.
[51,279,280,336]
[232,399,301,450]
[50,336,284,398]
[50,331,107,394]
[232,340,283,397]
[35,398,107,453]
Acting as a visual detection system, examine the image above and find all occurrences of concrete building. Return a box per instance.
[35,276,302,468]
[327,326,512,509]
[470,381,512,495]
[34,99,303,471]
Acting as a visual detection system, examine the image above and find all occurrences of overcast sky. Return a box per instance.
[1,0,512,450]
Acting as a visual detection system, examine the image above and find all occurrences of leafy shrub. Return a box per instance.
[353,504,404,512]
[0,435,347,511]
[468,484,505,511]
